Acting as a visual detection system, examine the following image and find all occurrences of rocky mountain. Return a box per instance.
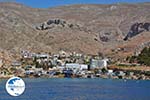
[0,2,150,58]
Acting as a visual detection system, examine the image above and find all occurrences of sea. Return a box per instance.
[0,78,150,100]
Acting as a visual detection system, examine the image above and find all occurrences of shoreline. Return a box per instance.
[1,75,150,81]
[1,66,150,81]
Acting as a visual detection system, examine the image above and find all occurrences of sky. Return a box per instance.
[1,0,150,8]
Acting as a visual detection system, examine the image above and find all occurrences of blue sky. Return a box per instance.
[3,0,150,8]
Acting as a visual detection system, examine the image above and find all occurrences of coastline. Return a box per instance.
[1,73,150,81]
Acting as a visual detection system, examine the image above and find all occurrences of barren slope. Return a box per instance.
[0,2,150,57]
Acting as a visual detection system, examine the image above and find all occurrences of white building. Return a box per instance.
[36,54,49,59]
[66,63,80,70]
[90,59,108,69]
[12,61,22,67]
[0,59,3,67]
[80,64,88,70]
[65,63,88,73]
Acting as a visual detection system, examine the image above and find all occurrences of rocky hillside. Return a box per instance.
[0,49,15,67]
[0,2,150,58]
[124,22,150,40]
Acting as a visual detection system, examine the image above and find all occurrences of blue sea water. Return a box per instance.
[0,78,150,100]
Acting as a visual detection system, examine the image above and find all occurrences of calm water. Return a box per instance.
[0,78,150,100]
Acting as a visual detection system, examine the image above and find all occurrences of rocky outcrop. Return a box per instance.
[99,36,109,42]
[124,22,150,40]
[35,19,80,30]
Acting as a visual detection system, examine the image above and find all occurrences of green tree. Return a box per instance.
[137,47,150,66]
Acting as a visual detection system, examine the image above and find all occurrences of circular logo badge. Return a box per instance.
[5,77,25,96]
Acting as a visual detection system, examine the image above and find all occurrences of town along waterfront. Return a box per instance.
[0,78,150,100]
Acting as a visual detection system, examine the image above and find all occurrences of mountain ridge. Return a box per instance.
[0,2,150,58]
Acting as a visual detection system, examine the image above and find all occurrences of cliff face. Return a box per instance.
[0,2,150,57]
[124,22,150,40]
